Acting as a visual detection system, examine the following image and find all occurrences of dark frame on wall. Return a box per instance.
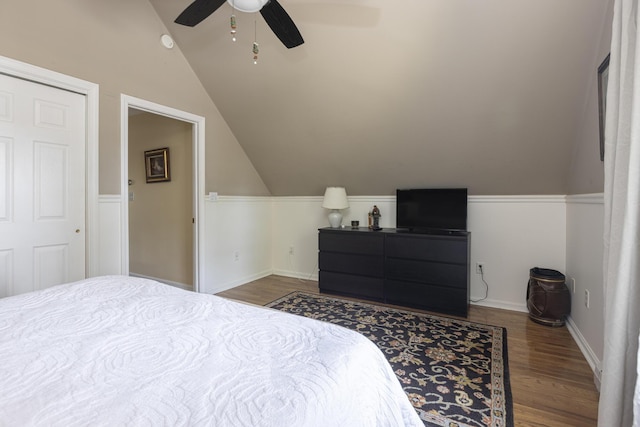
[145,147,171,183]
[597,53,610,162]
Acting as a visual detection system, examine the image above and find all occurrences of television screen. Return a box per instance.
[396,188,468,232]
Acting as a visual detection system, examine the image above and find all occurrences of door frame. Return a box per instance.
[0,55,99,277]
[120,95,205,292]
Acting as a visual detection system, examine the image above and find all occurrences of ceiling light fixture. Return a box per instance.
[175,0,304,49]
[228,0,268,13]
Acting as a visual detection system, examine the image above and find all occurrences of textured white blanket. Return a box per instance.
[0,276,423,426]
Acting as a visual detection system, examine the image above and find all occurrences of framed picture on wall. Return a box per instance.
[597,53,610,162]
[145,147,171,183]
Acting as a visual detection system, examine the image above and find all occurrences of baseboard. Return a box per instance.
[471,298,528,313]
[129,272,192,291]
[208,269,274,295]
[565,315,602,391]
[272,268,319,281]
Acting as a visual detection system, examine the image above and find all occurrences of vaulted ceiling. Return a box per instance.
[148,0,610,196]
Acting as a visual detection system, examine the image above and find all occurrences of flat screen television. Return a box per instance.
[396,188,468,232]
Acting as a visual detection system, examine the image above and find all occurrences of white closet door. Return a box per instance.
[0,74,86,297]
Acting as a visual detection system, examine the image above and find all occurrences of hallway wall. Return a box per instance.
[128,112,193,287]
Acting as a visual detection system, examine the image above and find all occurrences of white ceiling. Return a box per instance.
[148,0,610,196]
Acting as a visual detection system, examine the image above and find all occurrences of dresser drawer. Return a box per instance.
[386,234,468,264]
[385,280,468,316]
[319,271,384,300]
[385,258,467,289]
[319,231,384,256]
[319,252,384,277]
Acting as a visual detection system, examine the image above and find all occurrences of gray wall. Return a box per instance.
[0,0,269,196]
[567,0,613,195]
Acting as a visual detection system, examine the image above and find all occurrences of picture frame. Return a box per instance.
[144,147,171,183]
[597,53,610,162]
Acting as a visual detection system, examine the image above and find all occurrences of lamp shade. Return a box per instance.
[322,187,349,209]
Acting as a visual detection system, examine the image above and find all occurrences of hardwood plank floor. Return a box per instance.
[217,275,600,426]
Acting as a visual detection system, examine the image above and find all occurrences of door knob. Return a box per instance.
[75,229,80,233]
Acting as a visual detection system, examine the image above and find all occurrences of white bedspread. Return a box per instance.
[0,276,423,426]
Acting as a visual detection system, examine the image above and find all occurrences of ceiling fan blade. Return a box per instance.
[175,0,227,27]
[260,0,304,49]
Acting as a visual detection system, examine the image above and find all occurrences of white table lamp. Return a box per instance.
[322,187,349,228]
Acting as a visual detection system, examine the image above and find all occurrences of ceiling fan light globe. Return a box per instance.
[227,0,268,13]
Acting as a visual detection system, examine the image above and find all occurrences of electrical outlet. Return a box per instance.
[289,246,294,255]
[571,278,576,293]
[585,289,590,309]
[475,263,485,274]
[234,251,239,262]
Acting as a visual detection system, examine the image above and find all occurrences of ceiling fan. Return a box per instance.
[175,0,304,49]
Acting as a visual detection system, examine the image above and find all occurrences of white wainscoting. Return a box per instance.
[565,193,604,389]
[97,195,122,276]
[201,195,273,295]
[98,193,568,309]
[97,195,274,294]
[272,195,567,313]
[466,195,566,312]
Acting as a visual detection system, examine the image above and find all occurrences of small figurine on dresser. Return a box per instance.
[370,205,382,230]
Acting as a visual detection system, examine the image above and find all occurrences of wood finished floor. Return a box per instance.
[217,275,600,427]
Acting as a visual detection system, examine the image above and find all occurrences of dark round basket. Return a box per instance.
[526,267,571,327]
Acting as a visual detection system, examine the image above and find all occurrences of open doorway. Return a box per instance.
[120,95,205,293]
[128,110,193,290]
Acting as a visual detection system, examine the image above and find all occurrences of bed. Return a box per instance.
[0,276,423,426]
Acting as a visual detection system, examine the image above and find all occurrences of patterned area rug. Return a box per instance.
[266,292,513,427]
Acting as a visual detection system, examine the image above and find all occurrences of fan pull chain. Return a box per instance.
[230,15,237,41]
[252,41,259,64]
[230,0,237,42]
[252,20,259,64]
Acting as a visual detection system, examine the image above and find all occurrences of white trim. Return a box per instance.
[468,195,567,204]
[266,195,568,204]
[566,193,604,204]
[342,195,396,203]
[209,269,273,294]
[273,268,319,282]
[566,315,602,390]
[470,298,528,313]
[270,196,322,202]
[120,95,205,293]
[208,195,273,203]
[0,55,100,278]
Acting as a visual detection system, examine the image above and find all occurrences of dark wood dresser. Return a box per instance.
[318,227,470,317]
